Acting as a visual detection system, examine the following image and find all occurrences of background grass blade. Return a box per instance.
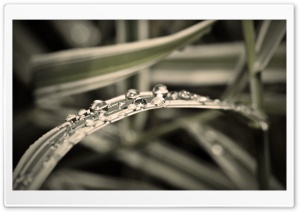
[255,20,286,73]
[242,20,270,189]
[184,122,258,189]
[151,43,285,86]
[115,149,212,190]
[43,169,161,190]
[32,20,216,106]
[143,141,236,189]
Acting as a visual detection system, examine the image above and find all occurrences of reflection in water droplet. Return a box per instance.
[212,144,223,155]
[152,84,168,97]
[134,98,147,105]
[125,89,140,100]
[151,96,165,107]
[90,100,108,111]
[134,98,147,110]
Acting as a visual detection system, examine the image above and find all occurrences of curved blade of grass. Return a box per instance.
[32,20,216,106]
[39,105,282,189]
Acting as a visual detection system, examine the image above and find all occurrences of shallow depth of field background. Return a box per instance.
[13,20,286,190]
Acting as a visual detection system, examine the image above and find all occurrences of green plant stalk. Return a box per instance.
[115,20,133,145]
[242,20,270,190]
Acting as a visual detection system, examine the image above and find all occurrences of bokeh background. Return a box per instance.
[13,20,286,190]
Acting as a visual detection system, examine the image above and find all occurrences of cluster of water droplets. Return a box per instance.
[151,84,168,107]
[125,89,148,111]
[164,89,214,105]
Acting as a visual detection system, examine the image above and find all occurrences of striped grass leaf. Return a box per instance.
[32,20,216,106]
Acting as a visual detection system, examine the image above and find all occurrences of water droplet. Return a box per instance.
[85,119,95,127]
[50,145,57,151]
[135,106,141,111]
[222,99,229,105]
[95,121,104,127]
[152,84,168,97]
[78,109,87,116]
[194,95,207,102]
[48,139,56,146]
[99,116,107,122]
[260,121,269,131]
[15,175,26,184]
[53,153,63,160]
[106,116,114,121]
[23,176,33,186]
[151,96,165,106]
[118,102,126,109]
[93,110,106,120]
[90,100,108,111]
[205,130,216,140]
[178,90,192,99]
[214,99,221,104]
[212,144,223,155]
[168,91,178,100]
[84,126,94,133]
[134,97,147,108]
[69,129,86,143]
[43,157,55,168]
[127,104,137,111]
[65,114,77,122]
[125,89,140,100]
[118,111,126,117]
[236,106,242,111]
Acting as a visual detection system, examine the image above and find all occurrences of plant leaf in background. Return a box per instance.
[44,169,161,190]
[32,20,216,106]
[223,20,286,101]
